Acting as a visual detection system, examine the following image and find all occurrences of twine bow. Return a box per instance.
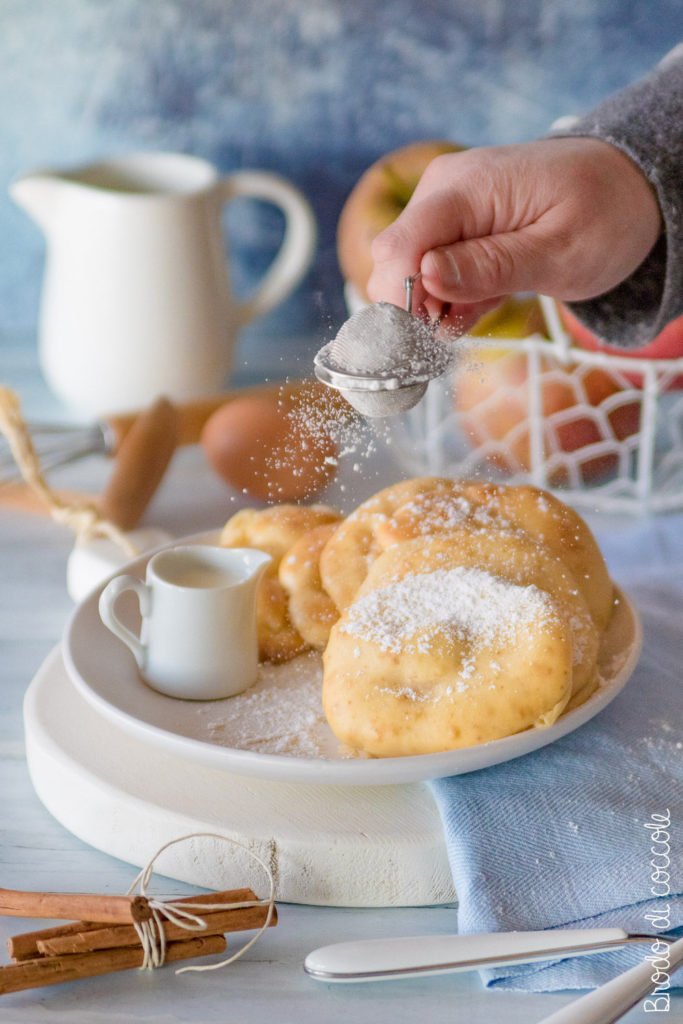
[127,833,276,974]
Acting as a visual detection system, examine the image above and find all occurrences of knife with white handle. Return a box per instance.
[304,928,659,982]
[537,935,683,1024]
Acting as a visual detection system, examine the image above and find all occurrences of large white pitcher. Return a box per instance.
[11,152,317,416]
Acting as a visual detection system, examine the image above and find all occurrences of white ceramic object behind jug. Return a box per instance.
[11,152,316,416]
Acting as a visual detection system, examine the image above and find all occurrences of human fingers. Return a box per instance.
[366,218,431,310]
[369,138,662,310]
[420,223,554,304]
[366,146,538,308]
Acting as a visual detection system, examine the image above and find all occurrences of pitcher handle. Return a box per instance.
[98,574,150,670]
[220,171,317,326]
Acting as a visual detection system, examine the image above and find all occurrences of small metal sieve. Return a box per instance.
[313,275,453,417]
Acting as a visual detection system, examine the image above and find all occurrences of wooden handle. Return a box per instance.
[97,396,179,532]
[103,378,347,451]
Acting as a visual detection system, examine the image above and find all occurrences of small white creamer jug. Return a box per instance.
[11,152,317,416]
[98,544,271,700]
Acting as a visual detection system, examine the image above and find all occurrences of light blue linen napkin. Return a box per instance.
[428,569,683,992]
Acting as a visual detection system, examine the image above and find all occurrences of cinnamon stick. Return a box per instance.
[7,887,272,961]
[37,902,276,956]
[0,934,226,995]
[0,888,151,925]
[9,923,88,963]
[157,887,256,906]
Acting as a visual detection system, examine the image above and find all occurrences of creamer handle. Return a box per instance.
[98,574,150,670]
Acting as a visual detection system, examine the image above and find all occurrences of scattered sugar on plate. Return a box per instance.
[195,651,343,759]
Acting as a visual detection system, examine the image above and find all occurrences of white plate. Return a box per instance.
[63,531,642,786]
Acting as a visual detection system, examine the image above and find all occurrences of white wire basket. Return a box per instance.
[388,295,683,515]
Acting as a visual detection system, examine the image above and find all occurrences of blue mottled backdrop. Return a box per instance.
[2,0,682,380]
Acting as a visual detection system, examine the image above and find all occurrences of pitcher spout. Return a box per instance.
[9,171,62,233]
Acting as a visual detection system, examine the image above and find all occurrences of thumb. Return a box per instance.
[421,229,544,304]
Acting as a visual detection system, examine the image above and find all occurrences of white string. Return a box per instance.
[125,832,276,974]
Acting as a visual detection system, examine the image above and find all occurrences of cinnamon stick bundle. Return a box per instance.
[3,885,277,997]
[7,887,274,962]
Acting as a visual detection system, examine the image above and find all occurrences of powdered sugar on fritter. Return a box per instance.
[339,566,557,657]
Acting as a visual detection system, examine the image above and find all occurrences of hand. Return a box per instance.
[367,137,662,334]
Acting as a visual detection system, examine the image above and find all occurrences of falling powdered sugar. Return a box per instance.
[274,378,398,499]
[340,566,558,660]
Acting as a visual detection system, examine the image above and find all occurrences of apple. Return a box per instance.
[468,295,549,341]
[454,298,641,486]
[558,303,683,389]
[337,139,465,301]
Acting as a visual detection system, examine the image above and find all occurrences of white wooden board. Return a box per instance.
[24,647,456,907]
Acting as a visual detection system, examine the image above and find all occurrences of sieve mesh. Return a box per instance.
[314,300,452,417]
[329,303,437,376]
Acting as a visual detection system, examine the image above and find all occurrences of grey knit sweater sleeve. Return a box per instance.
[552,45,683,349]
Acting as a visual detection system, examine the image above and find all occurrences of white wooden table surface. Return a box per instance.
[0,343,679,1023]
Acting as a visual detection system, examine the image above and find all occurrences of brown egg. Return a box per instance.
[201,392,338,502]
